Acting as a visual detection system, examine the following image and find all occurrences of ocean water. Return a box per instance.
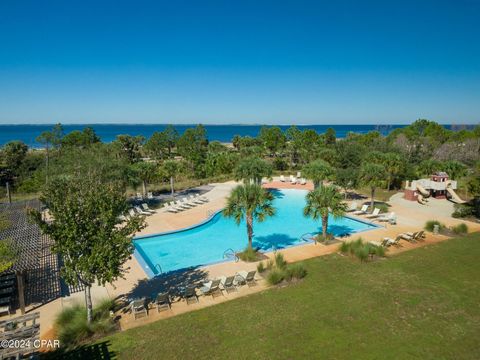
[134,189,379,276]
[0,123,411,147]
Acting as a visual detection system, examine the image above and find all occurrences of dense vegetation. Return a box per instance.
[1,120,479,218]
[45,233,480,359]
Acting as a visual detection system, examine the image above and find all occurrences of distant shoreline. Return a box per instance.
[0,123,471,148]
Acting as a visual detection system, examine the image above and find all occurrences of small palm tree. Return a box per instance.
[359,162,387,211]
[303,185,348,243]
[223,184,276,250]
[302,160,334,189]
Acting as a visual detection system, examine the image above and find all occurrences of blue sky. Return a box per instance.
[0,0,479,125]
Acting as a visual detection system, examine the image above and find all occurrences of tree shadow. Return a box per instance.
[267,189,286,199]
[119,267,209,305]
[41,341,115,360]
[328,224,355,238]
[253,233,303,250]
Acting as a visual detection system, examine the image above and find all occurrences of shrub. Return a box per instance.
[285,263,307,281]
[55,299,116,348]
[274,252,288,270]
[377,203,389,213]
[452,223,468,234]
[238,247,259,262]
[257,261,266,273]
[338,238,384,262]
[266,259,275,270]
[424,220,445,232]
[267,268,285,285]
[452,204,473,218]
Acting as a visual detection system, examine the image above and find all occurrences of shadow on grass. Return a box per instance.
[41,341,115,360]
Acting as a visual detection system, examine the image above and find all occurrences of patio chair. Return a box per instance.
[141,203,156,214]
[346,202,358,212]
[154,292,171,312]
[184,286,199,304]
[131,299,147,319]
[300,178,307,185]
[168,202,184,212]
[353,205,368,215]
[378,212,396,224]
[280,175,286,182]
[128,209,137,218]
[236,270,257,287]
[195,194,209,203]
[220,275,237,293]
[175,200,190,210]
[296,171,301,178]
[368,240,383,247]
[135,206,152,216]
[405,230,425,241]
[189,194,204,205]
[136,192,143,201]
[291,177,297,184]
[201,279,222,298]
[383,235,402,247]
[182,197,197,207]
[400,232,417,242]
[147,192,154,200]
[366,208,381,219]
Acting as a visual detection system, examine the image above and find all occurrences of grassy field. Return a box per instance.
[55,233,480,359]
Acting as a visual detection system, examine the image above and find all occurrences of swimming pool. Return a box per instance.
[134,189,379,276]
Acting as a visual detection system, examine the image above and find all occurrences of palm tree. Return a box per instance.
[161,160,183,197]
[382,153,404,190]
[302,160,334,189]
[303,185,348,243]
[234,156,273,185]
[223,184,276,250]
[359,162,387,211]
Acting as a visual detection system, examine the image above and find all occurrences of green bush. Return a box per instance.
[238,247,259,262]
[55,299,116,348]
[274,252,288,270]
[257,261,266,273]
[424,220,445,232]
[267,268,285,285]
[452,223,468,235]
[266,259,274,270]
[339,238,384,262]
[452,204,473,218]
[377,203,389,213]
[285,263,307,281]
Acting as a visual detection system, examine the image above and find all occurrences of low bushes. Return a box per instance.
[339,238,385,262]
[258,253,307,285]
[424,220,446,233]
[452,223,469,235]
[55,298,117,349]
[238,247,261,262]
[424,220,469,236]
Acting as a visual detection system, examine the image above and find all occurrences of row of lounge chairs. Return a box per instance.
[164,194,209,213]
[135,192,155,201]
[119,203,157,221]
[347,202,396,224]
[369,230,426,247]
[130,270,257,319]
[279,175,307,185]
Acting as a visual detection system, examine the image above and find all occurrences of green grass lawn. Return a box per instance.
[55,233,480,359]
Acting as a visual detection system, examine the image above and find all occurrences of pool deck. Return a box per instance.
[4,179,479,339]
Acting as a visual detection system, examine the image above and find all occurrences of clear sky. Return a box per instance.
[0,0,479,125]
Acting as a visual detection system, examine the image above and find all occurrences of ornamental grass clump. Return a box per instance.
[452,223,468,235]
[260,253,307,286]
[339,238,385,262]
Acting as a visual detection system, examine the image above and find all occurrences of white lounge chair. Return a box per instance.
[346,202,358,212]
[181,197,195,208]
[168,202,184,212]
[300,178,307,185]
[200,279,222,298]
[188,195,203,205]
[383,235,402,247]
[147,192,154,200]
[353,205,368,215]
[135,206,152,216]
[378,212,396,224]
[366,208,381,218]
[136,192,143,201]
[175,200,190,210]
[128,209,137,218]
[280,175,286,182]
[220,275,238,293]
[296,171,301,178]
[291,177,297,184]
[195,194,209,203]
[141,203,156,214]
[405,230,425,240]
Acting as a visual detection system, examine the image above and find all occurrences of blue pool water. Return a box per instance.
[134,189,378,276]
